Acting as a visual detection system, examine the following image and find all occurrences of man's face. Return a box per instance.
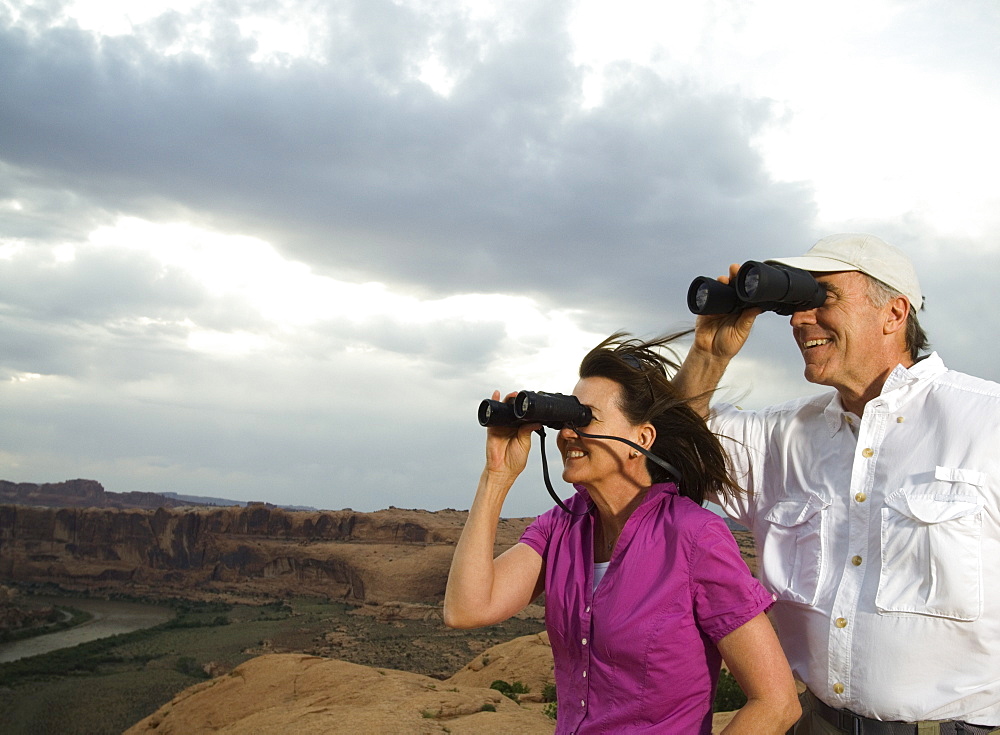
[789,271,895,398]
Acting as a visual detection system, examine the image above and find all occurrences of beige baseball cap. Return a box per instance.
[766,233,923,307]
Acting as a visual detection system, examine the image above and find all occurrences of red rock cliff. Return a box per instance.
[0,503,532,604]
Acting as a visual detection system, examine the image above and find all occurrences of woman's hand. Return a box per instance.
[483,391,539,483]
[443,391,544,629]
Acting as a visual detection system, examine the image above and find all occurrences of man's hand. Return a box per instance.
[675,264,760,416]
[691,264,761,359]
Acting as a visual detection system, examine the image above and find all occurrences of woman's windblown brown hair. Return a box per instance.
[578,331,741,507]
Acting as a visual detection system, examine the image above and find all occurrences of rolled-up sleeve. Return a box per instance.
[519,508,555,558]
[690,515,773,642]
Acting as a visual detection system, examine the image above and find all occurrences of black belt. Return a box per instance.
[810,692,997,735]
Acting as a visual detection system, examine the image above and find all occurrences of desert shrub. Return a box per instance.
[543,702,557,720]
[175,656,209,679]
[490,679,530,701]
[713,668,747,712]
[541,681,557,703]
[480,703,496,712]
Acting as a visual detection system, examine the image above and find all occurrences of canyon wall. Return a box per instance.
[0,501,532,605]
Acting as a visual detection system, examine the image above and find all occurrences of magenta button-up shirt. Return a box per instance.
[520,482,772,734]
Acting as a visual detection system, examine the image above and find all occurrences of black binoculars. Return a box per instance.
[687,260,827,316]
[478,391,592,430]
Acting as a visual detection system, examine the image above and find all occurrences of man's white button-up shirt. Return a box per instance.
[712,353,1000,725]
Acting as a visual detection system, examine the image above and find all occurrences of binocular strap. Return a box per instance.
[534,427,683,516]
[535,427,589,515]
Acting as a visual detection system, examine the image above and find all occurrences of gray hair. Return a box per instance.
[864,275,929,361]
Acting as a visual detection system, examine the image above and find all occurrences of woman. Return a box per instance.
[444,333,799,733]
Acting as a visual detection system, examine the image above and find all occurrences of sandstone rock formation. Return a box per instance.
[124,632,739,733]
[125,649,556,734]
[448,631,555,698]
[0,478,755,609]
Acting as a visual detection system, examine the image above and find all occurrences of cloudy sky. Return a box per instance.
[2,0,998,517]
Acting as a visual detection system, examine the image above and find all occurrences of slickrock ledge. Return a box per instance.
[125,652,555,734]
[123,632,739,733]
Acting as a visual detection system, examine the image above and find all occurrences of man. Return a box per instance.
[674,233,999,733]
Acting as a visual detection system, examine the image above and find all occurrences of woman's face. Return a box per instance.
[557,376,642,488]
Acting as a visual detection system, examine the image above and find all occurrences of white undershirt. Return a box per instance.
[593,561,611,591]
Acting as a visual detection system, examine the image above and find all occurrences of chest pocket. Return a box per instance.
[875,467,985,621]
[760,493,829,606]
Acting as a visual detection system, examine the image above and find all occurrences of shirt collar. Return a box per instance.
[821,351,946,436]
[889,351,945,384]
[822,393,850,436]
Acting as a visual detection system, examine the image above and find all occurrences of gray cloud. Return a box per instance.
[0,3,815,309]
[1,0,998,515]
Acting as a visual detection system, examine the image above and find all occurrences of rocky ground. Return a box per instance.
[126,635,560,734]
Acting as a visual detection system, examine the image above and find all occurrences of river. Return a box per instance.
[0,597,175,663]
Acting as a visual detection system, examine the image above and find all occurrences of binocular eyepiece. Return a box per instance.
[687,260,826,316]
[478,391,593,430]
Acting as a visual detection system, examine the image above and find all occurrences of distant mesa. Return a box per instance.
[0,478,194,510]
[0,479,314,512]
[160,491,318,511]
[723,515,748,532]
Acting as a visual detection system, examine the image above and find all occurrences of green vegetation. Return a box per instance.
[0,597,303,734]
[0,600,235,688]
[489,679,530,701]
[541,681,556,703]
[0,605,93,644]
[0,593,544,735]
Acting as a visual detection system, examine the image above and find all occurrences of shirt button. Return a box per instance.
[581,638,588,645]
[580,700,586,707]
[862,447,874,458]
[852,555,863,566]
[855,492,867,503]
[897,416,905,423]
[582,670,587,678]
[835,617,848,628]
[833,683,845,695]
[585,606,591,613]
